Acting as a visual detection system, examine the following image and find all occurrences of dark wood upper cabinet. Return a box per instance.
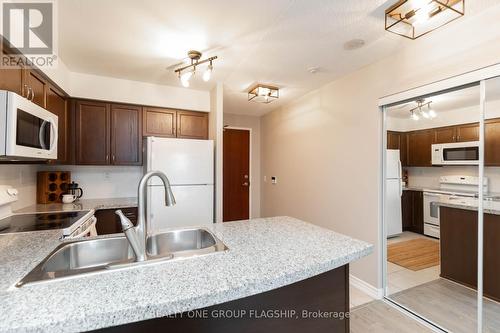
[25,69,47,108]
[434,126,456,143]
[46,86,70,164]
[407,130,434,167]
[456,123,479,142]
[387,131,407,166]
[143,107,176,137]
[75,101,110,165]
[387,131,401,149]
[176,110,209,140]
[111,104,142,165]
[0,48,26,96]
[485,118,500,166]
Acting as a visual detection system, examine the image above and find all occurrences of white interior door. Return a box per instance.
[148,185,214,232]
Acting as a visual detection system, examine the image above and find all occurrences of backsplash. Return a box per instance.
[0,164,142,210]
[40,165,143,200]
[0,165,38,210]
[407,166,500,193]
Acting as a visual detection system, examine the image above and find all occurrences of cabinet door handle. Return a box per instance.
[112,154,115,163]
[30,88,35,101]
[23,84,29,98]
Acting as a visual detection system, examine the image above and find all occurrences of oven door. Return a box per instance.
[423,192,441,226]
[3,91,58,160]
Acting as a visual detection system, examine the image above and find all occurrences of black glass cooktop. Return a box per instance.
[0,211,90,234]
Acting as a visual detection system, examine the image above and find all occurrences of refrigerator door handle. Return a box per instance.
[398,160,403,197]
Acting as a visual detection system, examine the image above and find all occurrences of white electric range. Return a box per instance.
[0,185,97,238]
[422,175,488,238]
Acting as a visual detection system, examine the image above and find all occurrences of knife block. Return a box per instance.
[37,171,71,204]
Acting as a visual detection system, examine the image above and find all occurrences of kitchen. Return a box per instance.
[0,44,371,332]
[1,1,500,332]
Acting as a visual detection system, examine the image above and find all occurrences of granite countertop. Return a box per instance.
[0,216,372,333]
[437,196,500,215]
[403,185,440,192]
[14,197,137,214]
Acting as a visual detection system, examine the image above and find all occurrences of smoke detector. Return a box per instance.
[343,39,365,50]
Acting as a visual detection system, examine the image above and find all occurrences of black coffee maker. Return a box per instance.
[67,181,84,199]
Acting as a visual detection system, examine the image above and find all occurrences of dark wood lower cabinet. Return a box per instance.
[95,207,137,235]
[92,265,350,333]
[440,207,500,302]
[401,190,423,234]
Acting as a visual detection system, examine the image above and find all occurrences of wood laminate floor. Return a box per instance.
[389,278,500,333]
[350,301,433,333]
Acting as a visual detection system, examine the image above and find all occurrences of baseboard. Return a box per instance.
[349,274,383,299]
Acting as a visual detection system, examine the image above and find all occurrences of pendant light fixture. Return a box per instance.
[385,0,465,39]
[410,99,437,121]
[174,50,217,87]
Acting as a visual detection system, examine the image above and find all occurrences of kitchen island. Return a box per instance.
[0,216,372,332]
[439,200,500,302]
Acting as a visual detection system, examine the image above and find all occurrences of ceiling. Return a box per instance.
[58,0,500,116]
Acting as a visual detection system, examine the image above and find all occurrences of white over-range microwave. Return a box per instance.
[0,90,58,160]
[431,141,479,165]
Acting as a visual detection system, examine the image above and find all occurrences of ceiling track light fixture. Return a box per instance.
[248,84,279,104]
[174,50,217,87]
[410,99,437,121]
[385,0,465,39]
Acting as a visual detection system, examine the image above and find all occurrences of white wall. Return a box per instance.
[40,60,211,112]
[69,72,210,112]
[223,113,261,218]
[260,5,500,288]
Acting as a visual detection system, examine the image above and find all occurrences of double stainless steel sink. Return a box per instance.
[17,228,227,287]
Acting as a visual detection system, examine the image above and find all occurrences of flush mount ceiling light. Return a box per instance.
[248,84,279,104]
[410,99,437,120]
[385,0,465,40]
[174,50,217,87]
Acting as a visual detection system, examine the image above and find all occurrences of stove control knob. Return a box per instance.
[6,188,18,197]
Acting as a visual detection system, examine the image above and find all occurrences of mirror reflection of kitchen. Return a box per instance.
[384,84,496,332]
[483,76,500,332]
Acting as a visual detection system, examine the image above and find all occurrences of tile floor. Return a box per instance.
[387,231,440,295]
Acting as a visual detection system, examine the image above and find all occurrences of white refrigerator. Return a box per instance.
[145,137,214,231]
[386,149,403,237]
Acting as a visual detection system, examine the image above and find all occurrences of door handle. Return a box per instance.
[242,182,249,187]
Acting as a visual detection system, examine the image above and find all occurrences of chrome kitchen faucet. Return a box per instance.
[116,171,176,261]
